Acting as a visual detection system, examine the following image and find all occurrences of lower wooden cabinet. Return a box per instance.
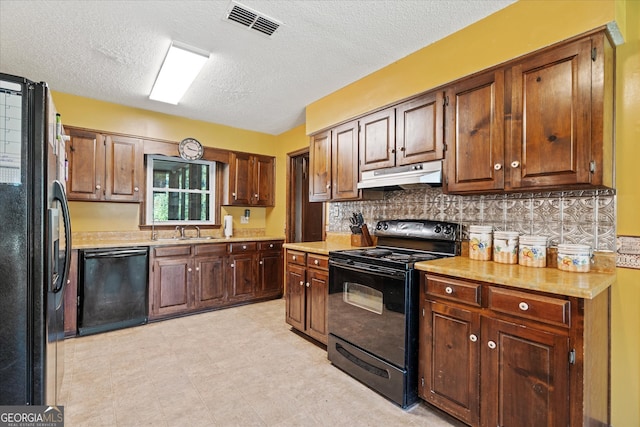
[285,249,328,345]
[149,240,283,321]
[257,241,284,298]
[418,273,609,427]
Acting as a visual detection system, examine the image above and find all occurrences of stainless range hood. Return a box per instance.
[357,161,442,190]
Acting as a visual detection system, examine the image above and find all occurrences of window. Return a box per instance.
[146,155,217,225]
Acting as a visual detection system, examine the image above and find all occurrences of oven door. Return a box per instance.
[328,259,409,367]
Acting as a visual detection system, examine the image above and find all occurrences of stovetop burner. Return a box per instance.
[362,248,393,257]
[330,219,461,270]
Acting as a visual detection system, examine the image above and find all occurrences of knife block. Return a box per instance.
[351,234,368,247]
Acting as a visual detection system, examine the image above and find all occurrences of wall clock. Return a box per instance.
[178,138,204,161]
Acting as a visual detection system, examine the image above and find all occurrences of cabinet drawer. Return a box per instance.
[487,287,570,327]
[286,250,306,266]
[307,254,329,270]
[259,241,282,251]
[425,275,481,307]
[194,243,227,256]
[229,242,257,253]
[153,245,191,257]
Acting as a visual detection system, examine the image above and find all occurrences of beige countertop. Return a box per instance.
[73,235,285,250]
[416,256,616,299]
[283,241,365,255]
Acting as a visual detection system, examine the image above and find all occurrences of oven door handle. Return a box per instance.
[329,259,407,280]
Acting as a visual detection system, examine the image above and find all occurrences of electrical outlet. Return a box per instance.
[240,216,249,224]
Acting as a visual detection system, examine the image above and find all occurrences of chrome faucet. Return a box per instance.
[175,225,182,239]
[195,225,201,238]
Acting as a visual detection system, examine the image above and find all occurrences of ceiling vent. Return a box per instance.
[225,2,281,37]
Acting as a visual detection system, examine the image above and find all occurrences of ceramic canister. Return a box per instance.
[493,231,519,264]
[469,225,493,261]
[557,244,592,273]
[519,235,548,268]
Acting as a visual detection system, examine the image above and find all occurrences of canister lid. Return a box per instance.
[558,243,591,254]
[470,225,493,233]
[494,231,519,239]
[520,235,548,245]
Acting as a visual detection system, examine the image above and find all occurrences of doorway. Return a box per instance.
[287,148,324,243]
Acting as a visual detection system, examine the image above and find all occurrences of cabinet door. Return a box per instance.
[359,107,395,172]
[104,135,143,202]
[66,129,105,201]
[228,151,252,205]
[258,251,283,297]
[396,91,444,166]
[305,267,328,344]
[481,317,569,427]
[151,257,191,318]
[508,38,593,189]
[419,301,480,426]
[331,120,360,200]
[194,255,226,309]
[253,155,275,206]
[445,70,505,193]
[228,253,256,301]
[286,263,306,331]
[309,130,332,202]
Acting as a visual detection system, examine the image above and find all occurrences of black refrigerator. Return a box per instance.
[0,73,71,405]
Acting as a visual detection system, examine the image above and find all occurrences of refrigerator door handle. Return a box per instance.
[52,180,71,293]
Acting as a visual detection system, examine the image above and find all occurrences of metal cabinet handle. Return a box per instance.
[195,267,199,271]
[299,281,304,286]
[326,183,331,189]
[254,193,258,198]
[494,163,502,170]
[230,264,235,268]
[445,286,453,294]
[134,186,139,192]
[292,255,297,261]
[519,302,529,311]
[259,260,263,265]
[232,192,237,199]
[96,184,101,190]
[314,259,319,265]
[469,334,478,342]
[242,245,247,250]
[188,268,192,272]
[269,244,274,248]
[511,160,521,168]
[306,282,310,287]
[487,340,497,349]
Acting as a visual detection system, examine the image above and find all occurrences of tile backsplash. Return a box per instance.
[328,188,616,251]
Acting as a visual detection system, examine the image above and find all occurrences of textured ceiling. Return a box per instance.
[0,0,515,135]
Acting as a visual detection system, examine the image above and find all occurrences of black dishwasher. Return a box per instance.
[78,247,149,336]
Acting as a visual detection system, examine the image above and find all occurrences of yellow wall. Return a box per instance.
[612,1,640,424]
[306,0,615,134]
[305,1,639,425]
[53,93,279,234]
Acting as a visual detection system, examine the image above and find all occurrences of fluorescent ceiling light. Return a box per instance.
[149,42,209,105]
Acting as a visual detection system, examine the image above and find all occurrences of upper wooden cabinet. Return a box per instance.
[359,107,395,172]
[332,121,360,200]
[360,91,445,173]
[508,33,613,189]
[309,120,360,202]
[66,127,144,202]
[395,91,445,166]
[445,30,614,194]
[227,152,275,206]
[309,130,331,202]
[444,70,505,193]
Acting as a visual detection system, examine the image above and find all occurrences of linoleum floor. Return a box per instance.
[59,298,463,426]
